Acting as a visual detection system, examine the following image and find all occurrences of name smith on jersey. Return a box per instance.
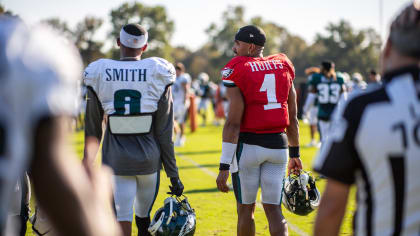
[104,68,147,82]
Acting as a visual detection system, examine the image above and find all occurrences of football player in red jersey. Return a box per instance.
[216,25,302,236]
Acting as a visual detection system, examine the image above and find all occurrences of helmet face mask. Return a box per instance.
[282,171,320,216]
[149,195,196,236]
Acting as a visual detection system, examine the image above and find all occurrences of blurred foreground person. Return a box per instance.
[0,17,121,236]
[314,2,420,235]
[216,25,302,236]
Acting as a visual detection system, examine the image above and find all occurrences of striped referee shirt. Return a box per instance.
[314,66,420,236]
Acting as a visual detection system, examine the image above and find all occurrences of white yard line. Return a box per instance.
[177,153,309,236]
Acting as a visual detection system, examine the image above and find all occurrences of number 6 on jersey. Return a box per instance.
[260,73,281,110]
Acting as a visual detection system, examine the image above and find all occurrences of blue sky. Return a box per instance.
[1,0,412,50]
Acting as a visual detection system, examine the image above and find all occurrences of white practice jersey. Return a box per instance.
[0,18,81,234]
[173,73,191,106]
[84,58,176,115]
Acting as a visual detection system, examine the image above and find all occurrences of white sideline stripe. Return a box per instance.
[176,153,309,236]
[177,154,218,178]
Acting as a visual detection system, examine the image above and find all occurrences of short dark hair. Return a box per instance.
[321,61,335,71]
[175,62,185,72]
[123,23,147,37]
[370,69,377,76]
[389,2,420,59]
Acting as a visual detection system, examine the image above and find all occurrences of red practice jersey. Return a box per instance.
[221,53,295,133]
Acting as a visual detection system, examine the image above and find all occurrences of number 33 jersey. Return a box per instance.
[309,73,345,121]
[221,53,295,133]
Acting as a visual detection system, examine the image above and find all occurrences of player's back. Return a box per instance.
[222,54,295,134]
[352,72,420,235]
[84,57,176,176]
[0,17,81,235]
[84,57,175,115]
[310,73,344,120]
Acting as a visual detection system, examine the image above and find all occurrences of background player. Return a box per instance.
[304,61,346,144]
[313,1,420,235]
[196,72,213,127]
[173,62,191,146]
[0,17,121,236]
[302,66,321,147]
[216,25,302,236]
[82,23,183,236]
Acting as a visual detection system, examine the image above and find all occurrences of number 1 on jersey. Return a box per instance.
[260,74,281,110]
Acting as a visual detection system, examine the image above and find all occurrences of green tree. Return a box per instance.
[204,6,246,81]
[74,16,105,64]
[43,17,105,65]
[0,4,17,17]
[309,20,382,75]
[203,5,308,81]
[108,2,174,60]
[42,18,73,41]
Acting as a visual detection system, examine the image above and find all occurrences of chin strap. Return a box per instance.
[148,213,165,235]
[166,198,175,225]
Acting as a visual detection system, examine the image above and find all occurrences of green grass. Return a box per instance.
[25,118,356,236]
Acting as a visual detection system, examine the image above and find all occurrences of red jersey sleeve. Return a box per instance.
[221,57,246,87]
[282,54,295,80]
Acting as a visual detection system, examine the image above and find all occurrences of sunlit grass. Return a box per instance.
[25,110,355,235]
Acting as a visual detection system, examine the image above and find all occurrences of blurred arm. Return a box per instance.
[303,93,316,114]
[30,116,121,236]
[182,81,190,104]
[314,179,350,236]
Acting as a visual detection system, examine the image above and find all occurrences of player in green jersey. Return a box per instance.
[305,61,346,144]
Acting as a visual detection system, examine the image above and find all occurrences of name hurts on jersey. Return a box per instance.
[248,60,283,72]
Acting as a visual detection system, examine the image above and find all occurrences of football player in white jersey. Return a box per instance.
[82,23,183,236]
[0,16,121,236]
[314,2,420,235]
[173,62,191,146]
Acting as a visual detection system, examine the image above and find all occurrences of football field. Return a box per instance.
[26,119,356,236]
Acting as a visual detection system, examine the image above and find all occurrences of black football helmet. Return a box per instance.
[282,171,320,216]
[148,195,196,236]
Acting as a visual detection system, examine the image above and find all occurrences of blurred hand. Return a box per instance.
[216,170,229,193]
[288,158,303,175]
[169,177,184,196]
[302,113,309,124]
[88,165,123,236]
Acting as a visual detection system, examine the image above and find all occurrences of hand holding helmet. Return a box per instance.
[282,170,321,216]
[169,177,184,197]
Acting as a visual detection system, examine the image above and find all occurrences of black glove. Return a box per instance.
[169,177,184,196]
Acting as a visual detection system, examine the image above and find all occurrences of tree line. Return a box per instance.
[1,2,382,83]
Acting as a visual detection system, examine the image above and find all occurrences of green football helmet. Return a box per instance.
[148,195,196,236]
[282,171,320,216]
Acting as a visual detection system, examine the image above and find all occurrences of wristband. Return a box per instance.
[219,163,230,171]
[289,146,300,158]
[220,142,237,164]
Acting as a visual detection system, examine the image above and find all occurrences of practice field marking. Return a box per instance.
[176,153,309,236]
